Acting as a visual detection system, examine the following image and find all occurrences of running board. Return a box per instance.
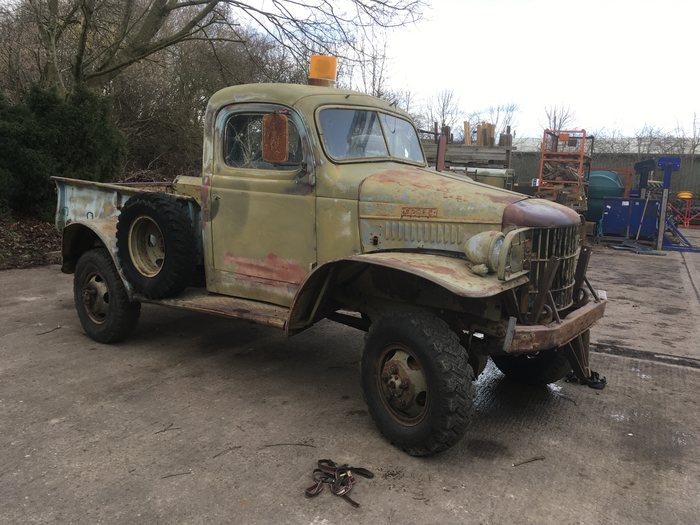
[137,288,289,330]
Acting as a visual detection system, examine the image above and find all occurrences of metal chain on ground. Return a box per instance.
[304,459,374,508]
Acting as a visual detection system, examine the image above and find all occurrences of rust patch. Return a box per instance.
[141,288,289,330]
[372,169,453,194]
[509,299,606,353]
[503,199,581,228]
[201,176,211,228]
[262,113,288,164]
[370,254,457,276]
[201,175,212,225]
[400,207,438,219]
[359,167,526,226]
[345,252,528,298]
[222,253,308,284]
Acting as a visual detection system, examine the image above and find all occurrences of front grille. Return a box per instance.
[529,225,580,310]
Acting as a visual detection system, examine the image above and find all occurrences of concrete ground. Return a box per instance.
[592,228,700,361]
[1,237,699,524]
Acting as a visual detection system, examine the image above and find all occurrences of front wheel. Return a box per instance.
[361,312,473,456]
[73,248,141,343]
[491,348,572,385]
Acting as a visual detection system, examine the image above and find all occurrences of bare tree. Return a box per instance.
[689,112,700,174]
[486,103,518,135]
[590,128,632,155]
[425,89,462,130]
[5,0,424,93]
[635,124,667,156]
[110,28,309,172]
[393,88,417,115]
[544,104,575,130]
[350,31,391,98]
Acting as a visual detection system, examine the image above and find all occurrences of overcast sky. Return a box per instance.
[383,0,698,137]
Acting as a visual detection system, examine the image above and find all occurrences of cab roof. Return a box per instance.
[206,82,406,118]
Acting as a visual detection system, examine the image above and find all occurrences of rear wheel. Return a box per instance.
[491,348,572,385]
[361,312,473,456]
[73,248,140,343]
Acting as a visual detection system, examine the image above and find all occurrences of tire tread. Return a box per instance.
[364,312,474,456]
[116,193,196,299]
[73,248,140,343]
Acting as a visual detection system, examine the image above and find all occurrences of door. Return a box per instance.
[205,103,316,307]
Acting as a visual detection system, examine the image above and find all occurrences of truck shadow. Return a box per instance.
[117,307,582,460]
[132,308,573,412]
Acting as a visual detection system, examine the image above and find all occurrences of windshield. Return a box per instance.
[319,108,424,164]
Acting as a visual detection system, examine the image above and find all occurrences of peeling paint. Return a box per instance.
[343,252,528,298]
[222,253,308,284]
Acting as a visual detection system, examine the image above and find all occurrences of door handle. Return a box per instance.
[213,194,221,201]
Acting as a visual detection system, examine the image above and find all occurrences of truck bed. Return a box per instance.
[137,288,289,330]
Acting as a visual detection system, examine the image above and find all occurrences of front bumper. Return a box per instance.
[506,298,607,354]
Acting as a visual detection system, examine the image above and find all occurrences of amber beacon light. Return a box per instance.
[308,55,337,87]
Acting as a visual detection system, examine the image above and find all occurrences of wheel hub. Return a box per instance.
[381,362,410,406]
[378,347,428,423]
[82,273,110,324]
[128,215,165,277]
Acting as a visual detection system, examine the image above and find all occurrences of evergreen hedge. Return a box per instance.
[0,86,125,219]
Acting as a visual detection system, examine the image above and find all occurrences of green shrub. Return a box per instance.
[0,86,125,219]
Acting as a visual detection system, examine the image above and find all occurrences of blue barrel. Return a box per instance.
[586,170,625,222]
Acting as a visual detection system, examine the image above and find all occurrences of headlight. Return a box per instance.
[464,228,530,280]
[497,228,530,281]
[464,231,505,273]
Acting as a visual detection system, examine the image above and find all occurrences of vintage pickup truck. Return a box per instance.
[54,60,606,456]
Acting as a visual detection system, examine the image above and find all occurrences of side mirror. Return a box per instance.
[262,113,289,164]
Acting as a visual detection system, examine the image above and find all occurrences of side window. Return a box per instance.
[224,112,303,171]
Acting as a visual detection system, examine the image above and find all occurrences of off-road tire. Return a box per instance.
[74,248,140,343]
[361,312,473,456]
[491,348,572,385]
[116,192,196,299]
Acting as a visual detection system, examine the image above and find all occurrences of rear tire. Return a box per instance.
[491,348,572,385]
[361,312,473,456]
[74,248,140,343]
[116,192,196,299]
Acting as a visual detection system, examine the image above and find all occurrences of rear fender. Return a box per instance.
[287,251,528,334]
[61,220,135,296]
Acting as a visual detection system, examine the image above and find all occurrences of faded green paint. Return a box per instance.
[54,82,603,349]
[172,176,203,204]
[316,197,361,264]
[345,252,528,298]
[198,83,543,306]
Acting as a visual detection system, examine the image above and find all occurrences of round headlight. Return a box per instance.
[464,231,505,273]
[488,234,504,272]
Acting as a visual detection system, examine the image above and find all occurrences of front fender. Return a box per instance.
[287,251,528,334]
[344,252,527,297]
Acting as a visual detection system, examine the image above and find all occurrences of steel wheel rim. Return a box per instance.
[82,272,110,324]
[128,215,165,277]
[376,344,429,425]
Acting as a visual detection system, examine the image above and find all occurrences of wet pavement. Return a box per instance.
[590,239,700,360]
[1,244,699,524]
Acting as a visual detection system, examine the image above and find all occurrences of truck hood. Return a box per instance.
[358,165,580,253]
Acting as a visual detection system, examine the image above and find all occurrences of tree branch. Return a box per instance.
[73,0,95,84]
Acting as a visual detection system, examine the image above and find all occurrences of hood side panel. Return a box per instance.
[358,167,525,253]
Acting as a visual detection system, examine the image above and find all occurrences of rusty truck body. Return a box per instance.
[54,82,606,456]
